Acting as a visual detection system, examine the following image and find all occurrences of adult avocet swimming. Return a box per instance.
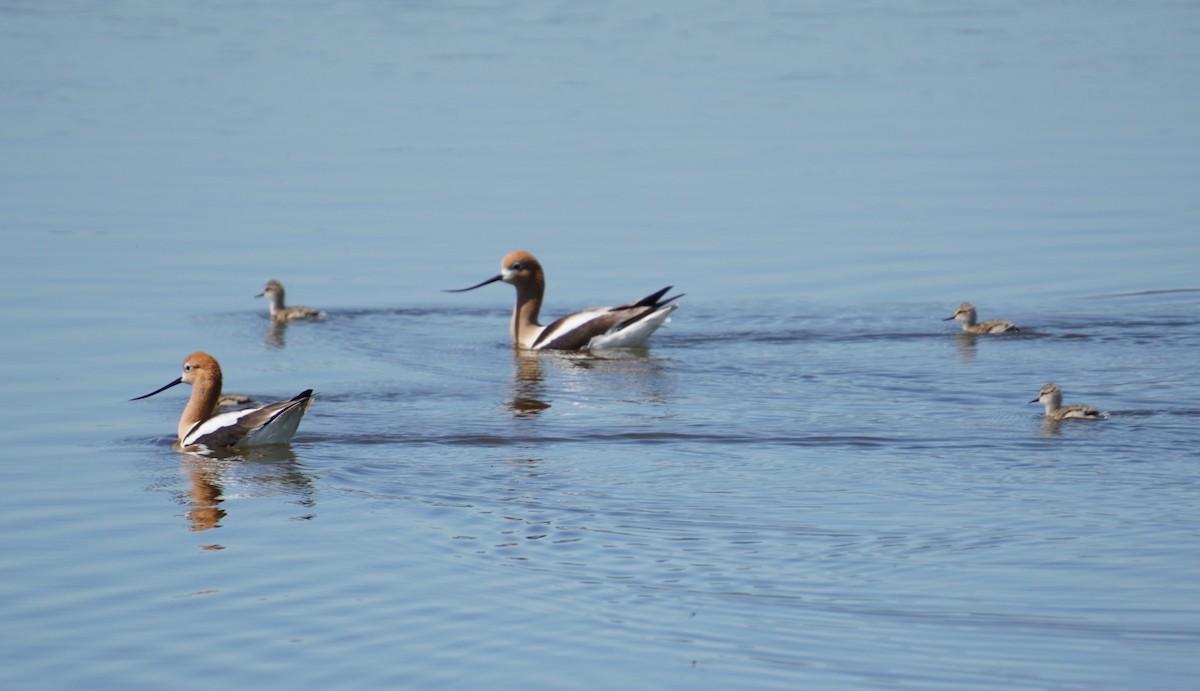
[1030,383,1104,421]
[256,280,326,322]
[133,351,314,448]
[446,250,682,350]
[944,302,1019,334]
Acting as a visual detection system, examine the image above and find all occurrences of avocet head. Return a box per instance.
[132,351,223,400]
[256,280,284,299]
[1030,383,1062,405]
[944,302,976,322]
[497,250,542,285]
[445,250,544,292]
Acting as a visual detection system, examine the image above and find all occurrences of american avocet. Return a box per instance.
[1030,383,1104,421]
[447,250,682,350]
[944,302,1019,334]
[256,280,326,322]
[133,351,314,448]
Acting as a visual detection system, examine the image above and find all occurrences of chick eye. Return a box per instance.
[184,364,193,371]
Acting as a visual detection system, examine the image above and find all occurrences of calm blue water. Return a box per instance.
[3,1,1199,688]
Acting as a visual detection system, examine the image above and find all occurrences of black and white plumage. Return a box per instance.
[447,250,681,350]
[133,351,313,449]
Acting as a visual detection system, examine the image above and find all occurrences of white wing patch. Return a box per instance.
[182,398,310,447]
[588,305,676,348]
[183,408,261,447]
[532,307,614,348]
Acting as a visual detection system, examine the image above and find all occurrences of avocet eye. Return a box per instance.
[510,262,523,270]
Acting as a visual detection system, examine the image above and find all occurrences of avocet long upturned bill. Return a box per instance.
[132,351,313,449]
[447,250,682,350]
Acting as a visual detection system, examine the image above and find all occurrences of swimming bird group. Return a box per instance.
[133,252,1108,450]
[134,251,683,450]
[942,300,1105,421]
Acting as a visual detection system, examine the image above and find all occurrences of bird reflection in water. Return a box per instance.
[954,332,980,361]
[507,350,551,417]
[506,347,674,418]
[953,329,1038,362]
[176,446,315,537]
[555,346,673,405]
[1039,418,1066,437]
[265,320,288,350]
[182,454,225,535]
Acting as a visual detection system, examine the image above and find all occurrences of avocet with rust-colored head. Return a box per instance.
[133,351,313,449]
[447,250,682,350]
[256,280,326,322]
